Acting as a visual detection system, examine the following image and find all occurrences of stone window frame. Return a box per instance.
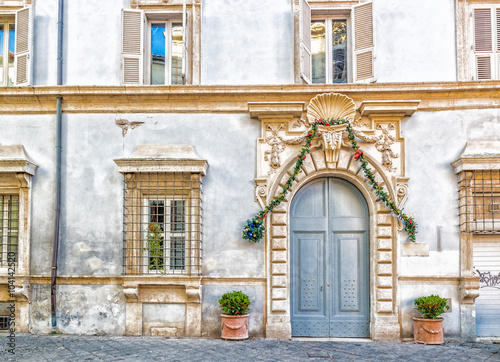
[294,0,375,84]
[114,144,208,337]
[0,2,34,86]
[0,145,37,333]
[0,145,36,276]
[456,0,500,81]
[123,0,202,85]
[451,141,500,338]
[120,172,203,276]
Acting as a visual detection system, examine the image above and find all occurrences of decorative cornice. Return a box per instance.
[114,145,209,175]
[0,145,38,175]
[452,141,500,173]
[248,102,304,119]
[0,82,500,114]
[359,100,420,117]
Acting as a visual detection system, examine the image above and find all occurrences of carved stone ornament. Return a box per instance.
[115,118,145,137]
[306,93,356,123]
[317,124,348,163]
[264,125,286,172]
[375,124,399,172]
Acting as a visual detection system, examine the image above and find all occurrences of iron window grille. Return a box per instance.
[0,315,9,330]
[0,195,18,267]
[458,170,500,233]
[122,172,202,275]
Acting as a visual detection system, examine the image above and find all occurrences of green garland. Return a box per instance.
[242,118,418,243]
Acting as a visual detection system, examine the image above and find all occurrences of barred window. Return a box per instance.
[122,172,202,275]
[0,195,19,267]
[458,170,500,233]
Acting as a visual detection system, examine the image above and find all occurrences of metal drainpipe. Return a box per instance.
[51,0,64,329]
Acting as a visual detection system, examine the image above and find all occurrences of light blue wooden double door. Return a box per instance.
[291,177,370,337]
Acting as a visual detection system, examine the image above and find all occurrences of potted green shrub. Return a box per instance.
[413,294,450,344]
[218,290,251,340]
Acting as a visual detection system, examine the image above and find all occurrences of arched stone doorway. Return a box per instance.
[290,177,370,337]
[248,93,420,340]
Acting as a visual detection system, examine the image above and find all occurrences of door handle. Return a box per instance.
[320,286,323,292]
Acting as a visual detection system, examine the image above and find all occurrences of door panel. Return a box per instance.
[339,236,360,312]
[330,232,370,337]
[298,235,323,311]
[291,177,369,338]
[291,232,329,337]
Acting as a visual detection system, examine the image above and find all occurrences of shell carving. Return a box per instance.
[306,93,356,124]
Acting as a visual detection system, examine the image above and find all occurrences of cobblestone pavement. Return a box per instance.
[1,335,500,362]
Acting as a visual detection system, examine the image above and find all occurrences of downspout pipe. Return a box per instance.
[51,0,64,329]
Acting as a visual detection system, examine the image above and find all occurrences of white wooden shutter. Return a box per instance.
[182,0,189,84]
[15,6,33,86]
[122,9,144,85]
[473,237,500,337]
[299,0,312,84]
[497,8,500,79]
[496,8,500,52]
[353,1,374,83]
[473,8,493,80]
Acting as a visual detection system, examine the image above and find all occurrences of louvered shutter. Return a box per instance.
[473,8,493,80]
[182,0,189,84]
[299,0,312,84]
[497,8,500,51]
[497,8,500,79]
[122,9,144,85]
[15,6,34,86]
[353,2,374,83]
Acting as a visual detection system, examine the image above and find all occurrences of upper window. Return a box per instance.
[122,1,201,85]
[299,0,374,84]
[311,18,348,83]
[149,20,183,85]
[472,6,500,80]
[0,20,15,86]
[0,6,33,86]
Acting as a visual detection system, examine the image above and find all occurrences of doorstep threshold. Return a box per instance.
[292,337,373,342]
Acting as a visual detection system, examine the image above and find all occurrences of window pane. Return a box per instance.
[151,23,166,85]
[148,200,165,270]
[171,200,185,232]
[0,25,4,86]
[8,24,14,86]
[311,21,326,84]
[171,23,183,85]
[332,20,347,83]
[170,236,185,270]
[149,200,165,225]
[1,195,19,267]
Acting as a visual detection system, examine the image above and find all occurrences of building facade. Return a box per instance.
[0,0,499,340]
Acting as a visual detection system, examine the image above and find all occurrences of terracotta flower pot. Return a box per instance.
[220,314,249,340]
[413,317,444,344]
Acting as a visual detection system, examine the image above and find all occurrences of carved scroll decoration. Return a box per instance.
[396,183,409,207]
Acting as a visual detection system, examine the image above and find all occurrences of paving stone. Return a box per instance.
[2,334,500,361]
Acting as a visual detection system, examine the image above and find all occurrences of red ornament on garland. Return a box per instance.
[354,150,363,160]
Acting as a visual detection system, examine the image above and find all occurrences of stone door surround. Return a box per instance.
[248,94,419,340]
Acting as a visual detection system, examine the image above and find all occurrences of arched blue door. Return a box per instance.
[290,177,370,337]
